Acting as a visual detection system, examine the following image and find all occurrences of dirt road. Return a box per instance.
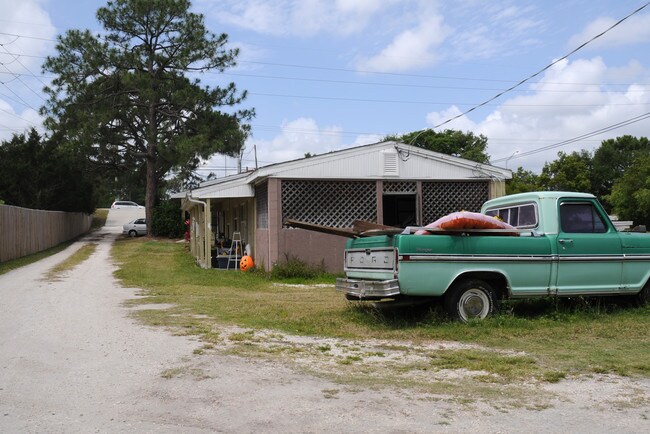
[1,212,648,432]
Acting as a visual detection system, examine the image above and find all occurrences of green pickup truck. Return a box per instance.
[335,191,650,321]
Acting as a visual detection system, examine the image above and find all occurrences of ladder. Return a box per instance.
[227,232,242,270]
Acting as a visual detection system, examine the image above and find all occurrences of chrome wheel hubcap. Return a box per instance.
[458,289,489,321]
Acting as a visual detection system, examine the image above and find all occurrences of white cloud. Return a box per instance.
[568,13,650,50]
[426,105,477,132]
[201,117,344,171]
[210,0,399,37]
[356,14,451,72]
[199,120,382,176]
[447,2,544,61]
[214,1,286,36]
[0,99,41,139]
[424,58,650,171]
[350,133,383,147]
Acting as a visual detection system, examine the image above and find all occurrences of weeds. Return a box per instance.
[271,254,327,280]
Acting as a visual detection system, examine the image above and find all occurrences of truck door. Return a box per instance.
[555,201,623,295]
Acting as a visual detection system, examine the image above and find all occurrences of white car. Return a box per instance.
[111,200,144,209]
[123,218,147,237]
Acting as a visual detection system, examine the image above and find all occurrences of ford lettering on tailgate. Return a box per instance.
[345,248,395,270]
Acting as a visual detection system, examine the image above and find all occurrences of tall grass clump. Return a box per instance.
[270,254,327,280]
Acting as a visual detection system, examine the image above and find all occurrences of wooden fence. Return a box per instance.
[0,204,92,263]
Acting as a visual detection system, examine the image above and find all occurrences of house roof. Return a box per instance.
[174,141,512,200]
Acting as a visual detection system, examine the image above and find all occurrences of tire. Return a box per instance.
[637,281,650,305]
[444,279,496,322]
[128,230,138,237]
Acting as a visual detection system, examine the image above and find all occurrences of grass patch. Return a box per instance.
[0,241,75,275]
[112,238,650,382]
[45,243,97,280]
[161,366,211,380]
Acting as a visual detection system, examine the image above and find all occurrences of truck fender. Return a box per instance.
[448,271,510,300]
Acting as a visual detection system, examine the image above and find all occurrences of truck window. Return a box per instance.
[485,203,537,228]
[560,203,607,233]
[518,205,536,227]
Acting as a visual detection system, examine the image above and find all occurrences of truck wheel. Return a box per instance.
[637,281,650,305]
[445,279,496,322]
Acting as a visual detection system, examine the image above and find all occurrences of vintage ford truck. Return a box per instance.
[335,191,650,321]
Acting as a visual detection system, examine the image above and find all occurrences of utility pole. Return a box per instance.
[254,144,258,169]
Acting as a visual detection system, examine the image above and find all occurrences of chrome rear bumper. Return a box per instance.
[335,278,400,299]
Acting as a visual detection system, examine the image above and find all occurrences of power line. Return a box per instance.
[222,71,650,93]
[0,122,22,133]
[0,89,35,109]
[0,106,38,124]
[0,31,55,42]
[0,45,50,92]
[491,112,650,163]
[1,33,648,89]
[0,76,38,111]
[1,46,647,92]
[431,2,650,129]
[250,91,648,107]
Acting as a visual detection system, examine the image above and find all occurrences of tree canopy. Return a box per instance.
[41,0,253,227]
[386,129,490,164]
[538,150,593,193]
[592,135,649,199]
[506,167,539,195]
[0,129,96,213]
[608,155,650,227]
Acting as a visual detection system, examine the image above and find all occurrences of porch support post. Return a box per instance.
[267,179,281,270]
[205,198,212,268]
[376,181,383,224]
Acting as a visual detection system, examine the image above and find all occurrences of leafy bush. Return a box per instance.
[151,200,185,238]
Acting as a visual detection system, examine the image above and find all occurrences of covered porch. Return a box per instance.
[180,176,256,269]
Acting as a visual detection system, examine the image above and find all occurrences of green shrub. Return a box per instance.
[151,200,185,238]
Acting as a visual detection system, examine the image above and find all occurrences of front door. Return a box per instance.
[555,201,623,295]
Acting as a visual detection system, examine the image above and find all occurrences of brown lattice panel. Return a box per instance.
[282,180,376,228]
[422,181,489,223]
[383,181,416,193]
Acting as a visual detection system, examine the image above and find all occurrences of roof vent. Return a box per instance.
[383,149,399,176]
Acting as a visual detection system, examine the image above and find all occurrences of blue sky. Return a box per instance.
[1,0,649,176]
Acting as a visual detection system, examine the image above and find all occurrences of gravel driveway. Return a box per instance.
[1,211,648,433]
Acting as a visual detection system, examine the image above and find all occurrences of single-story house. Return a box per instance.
[174,141,512,272]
